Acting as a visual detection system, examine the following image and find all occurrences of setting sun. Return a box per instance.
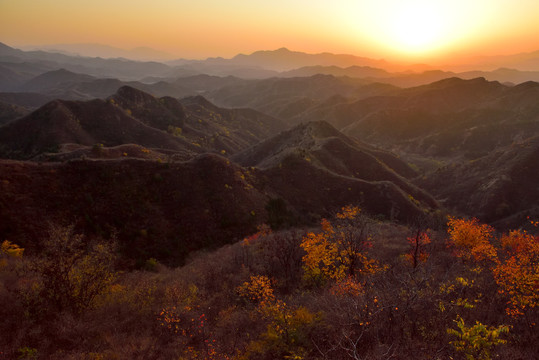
[386,2,447,53]
[1,0,538,63]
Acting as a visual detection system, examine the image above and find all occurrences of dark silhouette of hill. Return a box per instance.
[0,92,54,109]
[168,62,279,79]
[0,100,29,125]
[451,50,539,72]
[6,68,194,101]
[458,68,539,84]
[0,97,199,159]
[0,86,285,159]
[208,74,370,114]
[0,63,35,91]
[417,136,539,229]
[228,48,390,71]
[0,92,55,123]
[20,68,96,92]
[0,42,171,81]
[0,155,270,264]
[281,65,391,78]
[234,121,437,222]
[282,78,538,160]
[172,74,245,92]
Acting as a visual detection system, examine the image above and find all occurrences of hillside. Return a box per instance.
[207,74,370,114]
[284,78,538,160]
[0,86,286,159]
[19,68,96,92]
[0,121,441,264]
[417,136,539,229]
[0,97,199,159]
[0,42,172,80]
[234,121,438,223]
[0,155,269,264]
[0,100,29,125]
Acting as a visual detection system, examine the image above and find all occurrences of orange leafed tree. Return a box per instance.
[300,218,341,285]
[237,275,276,306]
[493,230,539,318]
[447,216,497,262]
[300,206,382,287]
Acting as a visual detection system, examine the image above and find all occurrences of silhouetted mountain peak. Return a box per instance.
[513,80,539,90]
[18,68,96,93]
[114,85,157,105]
[0,42,19,55]
[179,95,219,110]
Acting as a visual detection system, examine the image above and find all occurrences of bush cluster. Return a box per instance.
[0,210,537,359]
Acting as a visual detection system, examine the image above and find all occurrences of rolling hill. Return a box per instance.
[234,121,438,222]
[417,135,539,230]
[0,86,286,159]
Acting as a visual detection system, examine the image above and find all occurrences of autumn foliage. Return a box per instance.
[0,211,537,359]
[493,230,539,317]
[447,216,496,262]
[300,206,383,286]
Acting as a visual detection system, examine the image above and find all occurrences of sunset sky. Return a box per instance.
[1,0,538,63]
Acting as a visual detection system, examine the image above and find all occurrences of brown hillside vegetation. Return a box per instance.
[0,136,438,266]
[0,155,268,265]
[0,100,29,125]
[1,209,537,359]
[234,121,437,221]
[418,136,539,230]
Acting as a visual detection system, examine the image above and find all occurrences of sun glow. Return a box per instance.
[378,0,456,55]
[1,0,538,61]
[388,3,446,51]
[343,0,505,59]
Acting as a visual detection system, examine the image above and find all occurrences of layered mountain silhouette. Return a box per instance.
[277,77,539,160]
[26,43,176,61]
[233,121,437,221]
[0,86,285,159]
[0,42,171,80]
[1,41,539,262]
[418,136,539,229]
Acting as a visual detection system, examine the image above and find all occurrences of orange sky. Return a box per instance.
[1,0,538,63]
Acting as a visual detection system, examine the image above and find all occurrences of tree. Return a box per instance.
[447,217,496,262]
[25,224,116,316]
[447,315,509,360]
[300,206,383,287]
[493,230,539,318]
[405,230,431,269]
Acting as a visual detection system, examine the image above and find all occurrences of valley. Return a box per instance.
[0,42,538,359]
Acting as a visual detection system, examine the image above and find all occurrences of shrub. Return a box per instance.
[24,224,116,316]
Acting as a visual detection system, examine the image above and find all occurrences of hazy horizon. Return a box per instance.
[2,0,539,66]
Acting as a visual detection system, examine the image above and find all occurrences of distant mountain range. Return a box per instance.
[2,42,538,85]
[1,42,539,260]
[22,43,176,61]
